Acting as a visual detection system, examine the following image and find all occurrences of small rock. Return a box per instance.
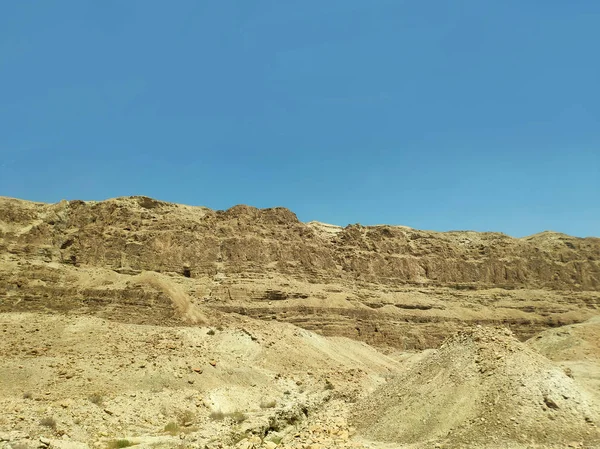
[544,395,559,410]
[209,360,217,367]
[236,440,252,449]
[40,436,51,446]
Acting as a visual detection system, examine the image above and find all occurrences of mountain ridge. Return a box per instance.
[1,195,599,350]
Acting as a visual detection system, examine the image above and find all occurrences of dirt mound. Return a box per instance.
[529,316,600,362]
[528,316,600,396]
[351,326,600,448]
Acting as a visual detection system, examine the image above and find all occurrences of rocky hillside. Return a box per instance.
[1,195,599,289]
[1,196,599,349]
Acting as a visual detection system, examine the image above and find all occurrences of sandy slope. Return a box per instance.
[0,311,398,449]
[351,327,600,448]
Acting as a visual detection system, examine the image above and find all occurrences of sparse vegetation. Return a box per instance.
[229,411,248,423]
[107,440,133,448]
[209,410,225,421]
[209,409,247,423]
[207,329,216,335]
[164,421,180,434]
[178,409,195,425]
[88,392,103,405]
[325,379,334,390]
[40,416,57,429]
[260,399,277,409]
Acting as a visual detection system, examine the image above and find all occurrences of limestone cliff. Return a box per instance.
[1,196,599,349]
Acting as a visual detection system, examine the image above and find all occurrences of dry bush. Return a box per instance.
[260,399,277,409]
[88,392,103,406]
[209,410,225,421]
[107,440,133,448]
[229,411,248,423]
[164,421,179,434]
[40,416,57,429]
[209,410,247,423]
[178,409,195,425]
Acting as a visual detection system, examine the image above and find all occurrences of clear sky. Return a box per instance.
[0,1,598,237]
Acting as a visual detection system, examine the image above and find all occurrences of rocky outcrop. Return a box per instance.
[1,196,599,349]
[1,196,599,290]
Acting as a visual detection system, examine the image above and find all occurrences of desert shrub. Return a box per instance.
[164,421,179,434]
[178,409,195,425]
[88,393,103,405]
[229,411,247,423]
[209,410,225,421]
[107,440,133,448]
[260,399,277,409]
[324,379,334,390]
[40,416,57,429]
[209,409,247,423]
[207,329,216,336]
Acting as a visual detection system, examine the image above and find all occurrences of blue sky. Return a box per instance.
[0,1,598,237]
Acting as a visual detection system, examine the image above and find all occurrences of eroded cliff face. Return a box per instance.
[1,195,599,349]
[2,195,599,289]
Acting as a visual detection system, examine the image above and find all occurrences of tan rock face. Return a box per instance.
[1,195,599,349]
[2,195,599,289]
